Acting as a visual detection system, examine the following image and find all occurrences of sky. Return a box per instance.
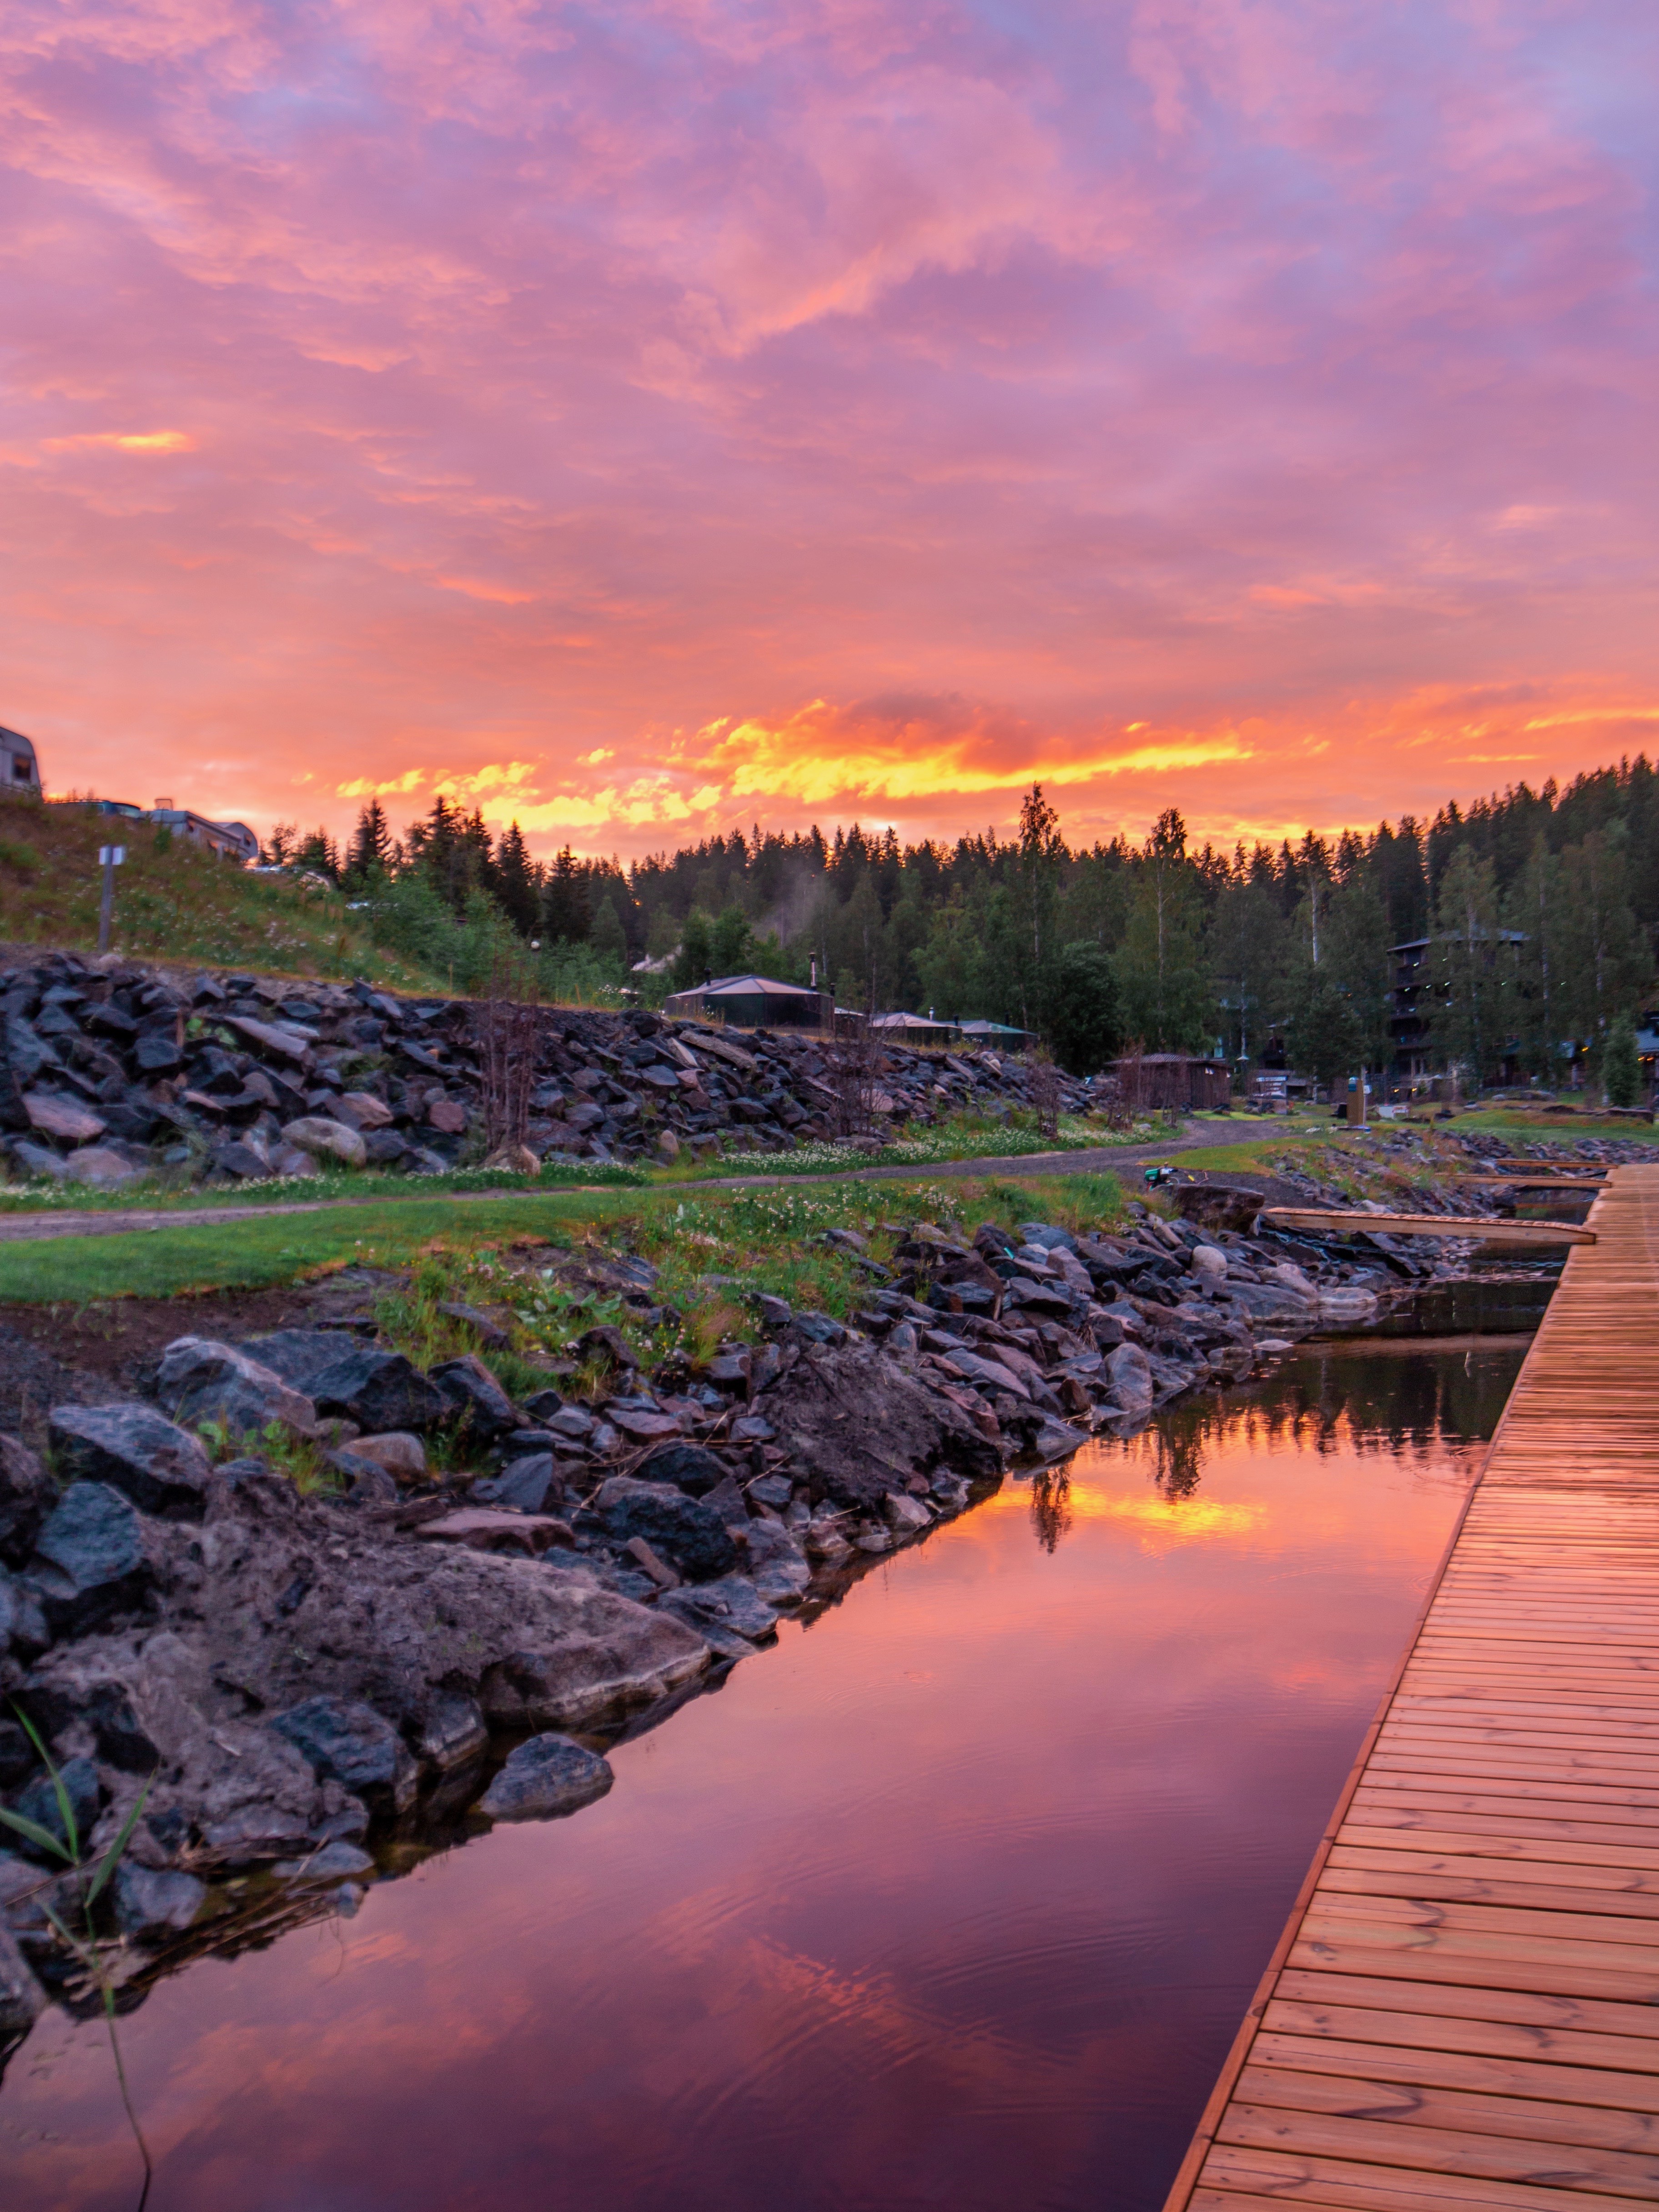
[2,0,1656,862]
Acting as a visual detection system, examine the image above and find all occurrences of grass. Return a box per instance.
[0,1170,1133,1310]
[0,1156,648,1216]
[0,799,446,988]
[664,1111,1161,1180]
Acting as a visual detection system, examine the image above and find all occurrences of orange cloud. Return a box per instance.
[43,431,195,453]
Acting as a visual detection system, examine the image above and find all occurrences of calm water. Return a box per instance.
[4,1339,1525,2212]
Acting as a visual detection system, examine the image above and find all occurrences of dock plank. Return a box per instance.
[1163,1168,1659,2212]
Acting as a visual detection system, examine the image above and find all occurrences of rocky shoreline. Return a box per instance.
[0,1172,1438,2048]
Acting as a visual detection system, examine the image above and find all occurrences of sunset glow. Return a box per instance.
[2,0,1654,854]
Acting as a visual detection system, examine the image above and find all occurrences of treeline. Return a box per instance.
[275,757,1659,1082]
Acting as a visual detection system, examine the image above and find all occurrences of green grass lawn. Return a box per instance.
[0,1168,1136,1306]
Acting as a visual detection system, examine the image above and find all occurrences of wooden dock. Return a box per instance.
[1259,1207,1598,1246]
[1163,1164,1659,2212]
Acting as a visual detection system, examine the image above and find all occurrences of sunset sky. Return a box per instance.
[3,0,1655,860]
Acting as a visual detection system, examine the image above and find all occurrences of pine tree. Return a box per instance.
[345,799,392,884]
[542,848,591,944]
[494,822,542,938]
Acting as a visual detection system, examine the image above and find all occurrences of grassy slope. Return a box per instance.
[0,800,440,988]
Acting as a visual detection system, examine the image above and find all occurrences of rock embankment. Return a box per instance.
[0,950,1101,1189]
[0,1175,1439,2039]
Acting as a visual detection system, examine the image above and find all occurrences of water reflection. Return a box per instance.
[4,1340,1526,2212]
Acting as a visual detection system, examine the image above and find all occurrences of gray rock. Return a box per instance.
[1104,1341,1155,1413]
[634,1441,729,1497]
[1190,1245,1229,1282]
[214,1141,273,1180]
[273,1839,375,1880]
[593,1478,739,1583]
[348,1432,427,1480]
[478,1733,612,1821]
[243,1333,449,1434]
[764,1343,1000,1511]
[29,1481,162,1633]
[113,1861,206,1941]
[63,1145,145,1190]
[0,1434,53,1566]
[268,1695,417,1816]
[416,1693,487,1771]
[438,1302,508,1349]
[280,1116,367,1169]
[0,1924,46,2036]
[431,1354,521,1441]
[154,1337,318,1440]
[362,1129,410,1167]
[8,1140,68,1182]
[6,1754,101,1863]
[49,1403,213,1519]
[659,1573,779,1643]
[1018,1223,1079,1252]
[472,1456,560,1513]
[22,1092,106,1144]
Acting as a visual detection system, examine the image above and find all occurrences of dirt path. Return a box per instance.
[0,1130,1230,1244]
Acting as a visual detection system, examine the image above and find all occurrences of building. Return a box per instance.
[956,1019,1036,1048]
[661,974,834,1030]
[870,1011,959,1047]
[0,727,41,795]
[1390,931,1526,1080]
[147,809,260,864]
[1109,1053,1233,1111]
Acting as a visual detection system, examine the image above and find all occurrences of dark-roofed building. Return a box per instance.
[661,974,834,1030]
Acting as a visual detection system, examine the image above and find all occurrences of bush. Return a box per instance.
[1604,1013,1642,1108]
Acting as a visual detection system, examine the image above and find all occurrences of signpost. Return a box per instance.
[97,844,125,954]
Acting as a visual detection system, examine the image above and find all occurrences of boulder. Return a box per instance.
[430,1354,522,1441]
[437,1302,509,1350]
[333,1091,394,1131]
[764,1343,1000,1511]
[1104,1342,1154,1414]
[6,1754,101,1862]
[659,1574,779,1644]
[1190,1245,1229,1283]
[242,1334,449,1434]
[634,1441,729,1498]
[592,1478,739,1583]
[348,1432,427,1481]
[478,1733,612,1822]
[269,1695,417,1816]
[22,1630,361,1870]
[426,1098,468,1135]
[154,1337,319,1440]
[21,1093,105,1144]
[416,1693,487,1771]
[63,1146,145,1190]
[279,1116,367,1170]
[113,1862,206,1942]
[28,1482,164,1633]
[472,1456,560,1513]
[0,1434,54,1566]
[0,1924,46,2037]
[214,1141,274,1180]
[48,1404,213,1519]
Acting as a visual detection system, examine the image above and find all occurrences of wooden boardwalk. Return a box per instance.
[1163,1164,1659,2212]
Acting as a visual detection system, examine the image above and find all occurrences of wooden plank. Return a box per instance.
[1162,1167,1659,2212]
[1258,1209,1597,1245]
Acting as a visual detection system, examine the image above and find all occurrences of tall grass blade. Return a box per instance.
[86,1778,154,1909]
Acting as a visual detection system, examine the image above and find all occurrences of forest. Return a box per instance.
[271,756,1659,1085]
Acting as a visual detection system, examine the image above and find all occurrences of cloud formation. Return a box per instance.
[0,0,1654,855]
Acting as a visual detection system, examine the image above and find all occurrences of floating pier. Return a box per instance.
[1164,1163,1659,2212]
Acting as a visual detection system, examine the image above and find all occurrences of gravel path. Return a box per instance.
[0,1131,1229,1244]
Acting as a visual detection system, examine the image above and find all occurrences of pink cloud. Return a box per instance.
[0,0,1653,857]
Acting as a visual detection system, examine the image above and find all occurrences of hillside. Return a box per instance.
[0,800,439,989]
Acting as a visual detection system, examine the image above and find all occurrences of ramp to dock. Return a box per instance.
[1163,1163,1659,2212]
